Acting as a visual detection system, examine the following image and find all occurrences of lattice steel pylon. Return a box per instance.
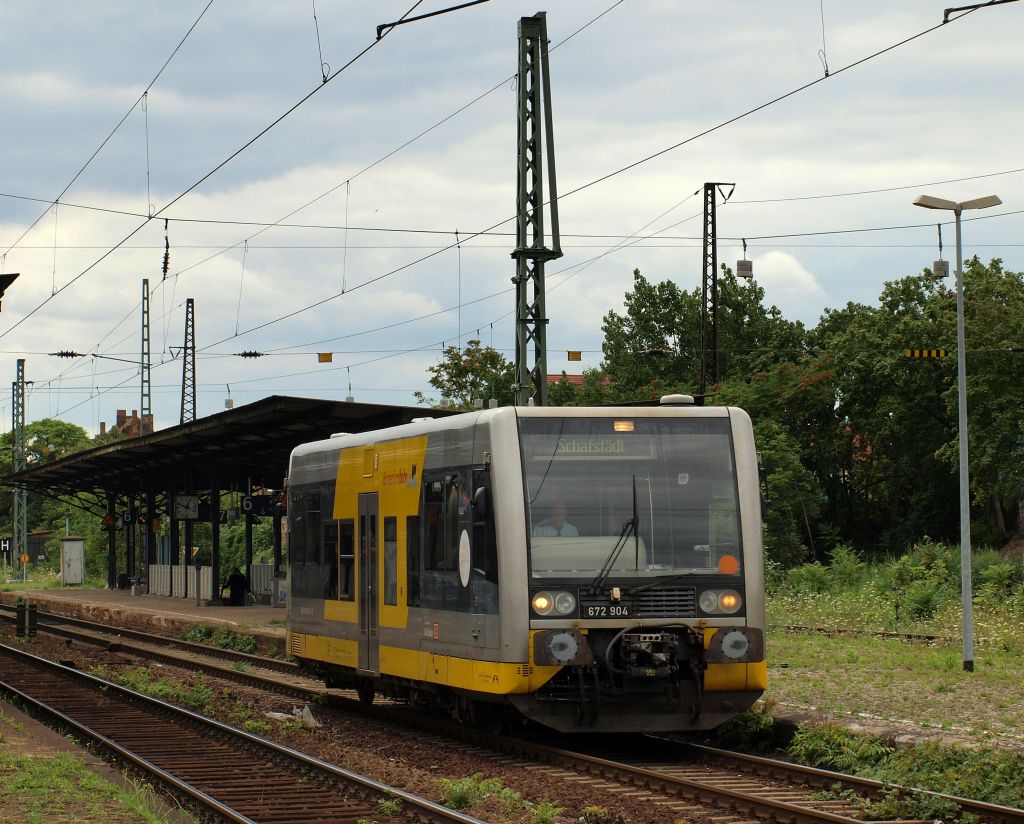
[513,12,562,407]
[141,278,152,434]
[698,182,735,398]
[11,359,27,568]
[179,298,196,424]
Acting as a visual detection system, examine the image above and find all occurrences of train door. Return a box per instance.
[358,492,379,671]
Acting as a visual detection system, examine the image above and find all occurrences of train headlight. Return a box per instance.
[719,590,742,614]
[698,590,719,613]
[532,590,576,617]
[553,591,576,615]
[698,589,744,614]
[532,591,554,615]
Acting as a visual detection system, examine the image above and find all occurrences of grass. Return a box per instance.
[436,773,564,822]
[91,665,218,714]
[766,630,1024,741]
[786,724,1024,817]
[0,750,196,823]
[0,569,106,592]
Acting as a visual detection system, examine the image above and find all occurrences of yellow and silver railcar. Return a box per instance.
[285,396,765,733]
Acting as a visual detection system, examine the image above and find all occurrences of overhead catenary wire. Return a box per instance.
[145,0,627,292]
[6,163,1024,230]
[178,9,1006,354]
[0,0,425,345]
[0,0,216,264]
[25,3,1012,418]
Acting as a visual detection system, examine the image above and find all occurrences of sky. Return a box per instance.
[0,0,1021,435]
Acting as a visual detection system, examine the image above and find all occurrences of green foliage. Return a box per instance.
[530,800,566,824]
[789,725,1024,815]
[437,773,503,810]
[415,339,515,409]
[376,796,403,816]
[0,750,194,824]
[710,701,780,752]
[212,625,258,654]
[91,665,215,713]
[435,773,552,818]
[788,724,893,771]
[827,545,865,588]
[579,807,628,824]
[786,562,830,594]
[179,624,214,643]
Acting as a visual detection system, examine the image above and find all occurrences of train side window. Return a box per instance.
[472,474,498,586]
[383,517,398,606]
[424,479,447,571]
[407,515,420,607]
[290,488,323,599]
[322,519,339,600]
[338,519,355,600]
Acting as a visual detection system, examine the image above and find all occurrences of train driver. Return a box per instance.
[532,500,580,537]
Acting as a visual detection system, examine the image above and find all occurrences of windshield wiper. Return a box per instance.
[589,474,640,594]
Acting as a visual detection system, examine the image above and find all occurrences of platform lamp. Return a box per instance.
[912,193,1002,673]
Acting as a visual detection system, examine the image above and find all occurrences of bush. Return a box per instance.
[977,559,1021,598]
[437,774,503,811]
[787,562,830,594]
[901,579,949,620]
[711,701,780,752]
[788,724,892,772]
[827,545,865,588]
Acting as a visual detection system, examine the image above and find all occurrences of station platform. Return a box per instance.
[0,587,287,652]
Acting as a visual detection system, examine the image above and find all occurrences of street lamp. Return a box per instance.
[913,192,1002,672]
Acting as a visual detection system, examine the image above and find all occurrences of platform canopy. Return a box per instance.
[4,395,454,502]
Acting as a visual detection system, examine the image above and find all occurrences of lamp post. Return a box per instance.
[912,193,1002,672]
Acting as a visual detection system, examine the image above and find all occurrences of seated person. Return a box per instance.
[532,501,579,537]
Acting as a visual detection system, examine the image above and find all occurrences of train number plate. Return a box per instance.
[583,604,630,618]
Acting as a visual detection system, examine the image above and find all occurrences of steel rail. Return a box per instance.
[0,641,484,824]
[679,740,1024,824]
[498,736,872,824]
[0,611,319,700]
[0,601,300,674]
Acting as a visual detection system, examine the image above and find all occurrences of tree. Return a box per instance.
[600,268,806,400]
[415,339,515,410]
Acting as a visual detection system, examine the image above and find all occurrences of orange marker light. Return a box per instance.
[613,420,635,432]
[720,593,739,610]
[718,554,740,575]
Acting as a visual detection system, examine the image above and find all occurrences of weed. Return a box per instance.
[530,800,566,824]
[710,700,780,752]
[179,624,213,644]
[788,724,892,771]
[437,773,503,810]
[242,719,272,735]
[230,660,250,673]
[212,625,258,654]
[497,786,527,814]
[580,806,629,823]
[376,796,403,816]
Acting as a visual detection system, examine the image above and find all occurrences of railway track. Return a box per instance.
[6,605,1021,824]
[0,640,483,824]
[773,624,952,644]
[677,741,1024,824]
[0,602,320,701]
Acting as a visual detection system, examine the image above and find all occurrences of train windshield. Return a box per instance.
[519,416,742,580]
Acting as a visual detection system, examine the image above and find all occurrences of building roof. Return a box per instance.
[4,395,453,502]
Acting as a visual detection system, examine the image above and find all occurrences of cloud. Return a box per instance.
[750,251,826,323]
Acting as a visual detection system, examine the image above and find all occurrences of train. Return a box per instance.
[284,395,766,733]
